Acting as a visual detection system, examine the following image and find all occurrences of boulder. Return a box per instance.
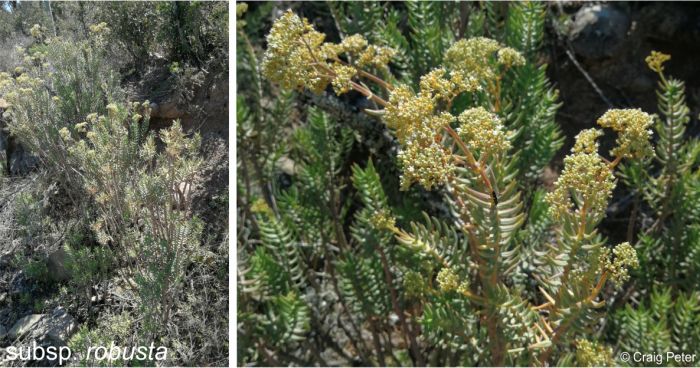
[41,307,77,345]
[8,143,38,175]
[150,101,185,120]
[8,314,44,339]
[47,248,70,283]
[8,308,77,345]
[569,4,631,60]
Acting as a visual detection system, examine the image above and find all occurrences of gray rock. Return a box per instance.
[569,4,631,60]
[8,308,77,345]
[42,307,76,345]
[8,143,38,175]
[8,314,44,339]
[47,248,70,283]
[0,324,6,339]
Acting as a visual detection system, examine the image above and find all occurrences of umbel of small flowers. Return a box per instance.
[262,11,523,194]
[546,109,654,224]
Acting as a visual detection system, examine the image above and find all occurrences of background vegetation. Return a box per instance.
[0,1,228,366]
[237,2,700,366]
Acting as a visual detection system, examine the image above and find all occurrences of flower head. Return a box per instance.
[355,44,395,71]
[575,339,615,367]
[384,85,435,143]
[370,211,396,232]
[340,34,368,54]
[75,122,88,133]
[457,107,511,156]
[437,267,459,292]
[497,47,525,68]
[330,63,357,95]
[600,242,639,288]
[250,198,273,217]
[420,68,454,101]
[546,150,615,221]
[236,3,248,19]
[88,22,110,35]
[398,135,455,191]
[444,37,502,82]
[30,24,43,39]
[572,128,603,155]
[645,51,671,74]
[106,103,119,117]
[597,109,654,159]
[58,127,71,141]
[261,11,335,93]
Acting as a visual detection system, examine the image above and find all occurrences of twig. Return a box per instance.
[563,47,613,108]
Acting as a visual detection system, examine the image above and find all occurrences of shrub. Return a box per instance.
[0,25,121,196]
[68,101,203,337]
[235,3,700,366]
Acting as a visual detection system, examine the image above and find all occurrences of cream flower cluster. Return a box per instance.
[599,242,639,287]
[386,67,495,190]
[261,11,394,95]
[444,37,525,82]
[597,109,654,159]
[575,339,615,366]
[385,81,459,190]
[457,107,511,156]
[437,267,469,294]
[261,11,334,93]
[397,128,455,190]
[645,50,671,74]
[546,131,615,221]
[548,108,654,220]
[572,128,603,155]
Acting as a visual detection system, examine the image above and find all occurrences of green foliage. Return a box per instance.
[14,254,50,287]
[64,234,114,300]
[622,55,700,291]
[96,2,160,68]
[68,311,139,367]
[614,289,700,365]
[240,3,700,367]
[157,1,228,68]
[69,102,203,335]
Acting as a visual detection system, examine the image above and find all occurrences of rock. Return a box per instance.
[150,100,185,119]
[47,248,70,283]
[628,75,654,93]
[8,143,38,175]
[0,98,9,109]
[8,314,44,339]
[42,307,77,345]
[569,4,631,60]
[0,324,6,339]
[9,308,77,345]
[276,156,297,176]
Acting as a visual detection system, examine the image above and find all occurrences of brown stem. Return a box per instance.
[608,155,623,170]
[443,125,495,197]
[369,317,387,366]
[537,272,609,365]
[350,81,389,107]
[375,245,424,366]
